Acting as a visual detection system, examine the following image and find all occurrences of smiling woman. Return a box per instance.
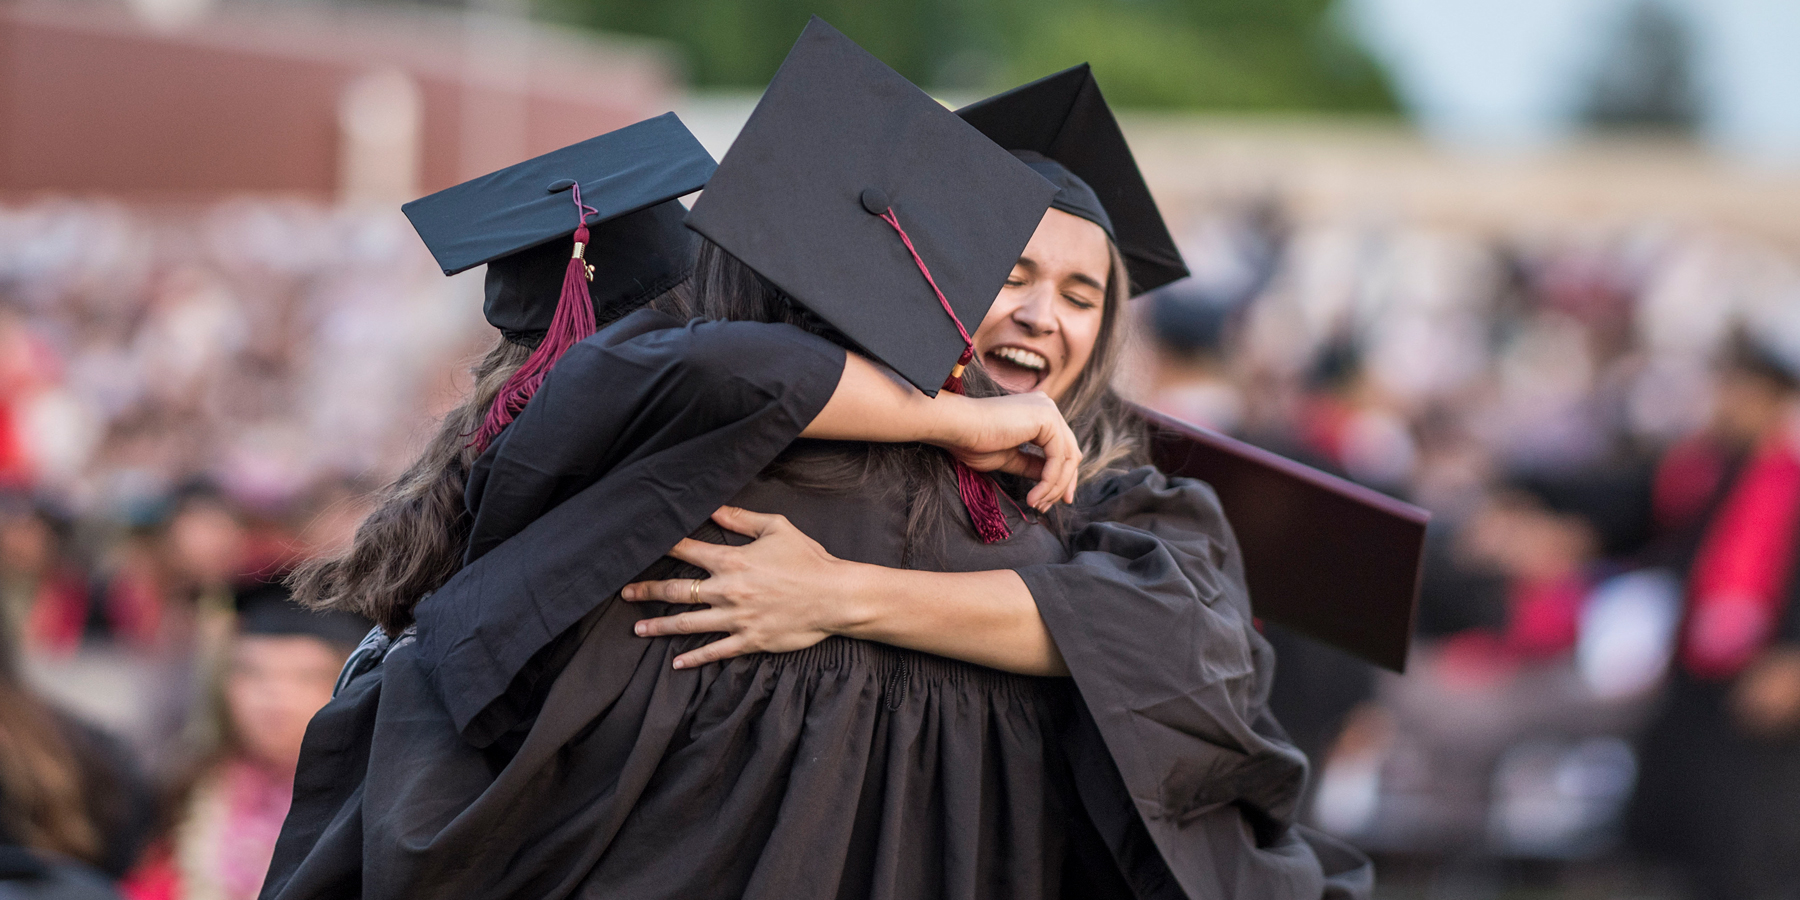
[979,208,1112,399]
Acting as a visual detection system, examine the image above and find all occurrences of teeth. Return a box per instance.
[993,347,1047,371]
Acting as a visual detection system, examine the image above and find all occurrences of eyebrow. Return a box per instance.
[1016,255,1105,294]
[1065,272,1106,293]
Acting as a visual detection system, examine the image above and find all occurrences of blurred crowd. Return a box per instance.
[0,191,1798,897]
[1141,198,1800,898]
[0,199,484,898]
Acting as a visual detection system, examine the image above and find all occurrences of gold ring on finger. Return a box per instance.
[690,578,703,604]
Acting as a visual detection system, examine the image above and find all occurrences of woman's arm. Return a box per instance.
[804,353,1081,510]
[624,506,1067,675]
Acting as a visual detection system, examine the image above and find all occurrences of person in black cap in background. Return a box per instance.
[266,34,1093,898]
[121,582,367,900]
[1629,323,1800,900]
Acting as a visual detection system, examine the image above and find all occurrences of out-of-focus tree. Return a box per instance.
[544,0,1398,111]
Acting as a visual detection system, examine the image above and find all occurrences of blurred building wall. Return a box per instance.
[0,1,680,201]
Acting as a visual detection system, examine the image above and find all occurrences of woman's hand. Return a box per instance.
[622,506,857,669]
[928,391,1081,512]
[624,506,1068,676]
[803,355,1081,511]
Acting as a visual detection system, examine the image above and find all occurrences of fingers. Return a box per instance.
[633,607,731,638]
[664,537,735,571]
[672,634,752,670]
[995,448,1046,482]
[1024,415,1081,511]
[621,577,712,604]
[1022,394,1079,511]
[711,505,787,538]
[1048,427,1081,506]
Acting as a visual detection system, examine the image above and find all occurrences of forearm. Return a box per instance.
[800,353,963,445]
[832,564,1070,677]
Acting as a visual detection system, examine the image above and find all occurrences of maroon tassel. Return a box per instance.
[471,220,599,451]
[942,346,971,395]
[956,460,1012,543]
[939,344,1011,541]
[871,205,1011,542]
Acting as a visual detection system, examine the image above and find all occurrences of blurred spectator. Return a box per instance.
[1629,326,1800,900]
[122,582,367,900]
[0,613,156,893]
[0,498,91,657]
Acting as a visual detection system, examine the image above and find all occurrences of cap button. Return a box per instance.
[547,178,577,193]
[860,188,890,216]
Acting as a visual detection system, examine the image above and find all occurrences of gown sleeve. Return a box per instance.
[1015,465,1374,900]
[414,309,846,747]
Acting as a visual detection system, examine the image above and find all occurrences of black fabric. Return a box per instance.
[482,198,700,343]
[402,112,715,277]
[1011,150,1114,239]
[1019,467,1374,899]
[683,17,1056,395]
[414,308,845,745]
[267,456,1078,900]
[268,313,1371,898]
[957,64,1190,296]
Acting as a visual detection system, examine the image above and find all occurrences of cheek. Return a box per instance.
[1061,309,1104,372]
[973,296,1017,346]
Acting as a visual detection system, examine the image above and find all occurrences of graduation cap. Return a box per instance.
[401,112,717,449]
[957,64,1189,296]
[685,18,1058,543]
[1135,405,1428,672]
[685,17,1057,399]
[234,580,372,650]
[403,112,713,278]
[482,200,698,346]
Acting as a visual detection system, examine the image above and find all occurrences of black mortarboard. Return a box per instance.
[957,64,1189,296]
[234,580,371,650]
[685,17,1057,395]
[483,199,698,344]
[404,114,717,449]
[1135,405,1428,672]
[403,112,715,278]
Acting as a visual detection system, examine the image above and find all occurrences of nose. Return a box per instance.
[1011,284,1058,337]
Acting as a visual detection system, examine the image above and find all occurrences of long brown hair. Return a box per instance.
[286,282,693,633]
[0,639,101,863]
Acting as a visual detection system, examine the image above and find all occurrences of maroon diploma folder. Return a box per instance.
[1134,405,1428,672]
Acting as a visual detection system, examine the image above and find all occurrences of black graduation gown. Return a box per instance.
[264,311,1370,899]
[1028,467,1372,899]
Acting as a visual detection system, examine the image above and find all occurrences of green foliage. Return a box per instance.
[545,0,1397,112]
